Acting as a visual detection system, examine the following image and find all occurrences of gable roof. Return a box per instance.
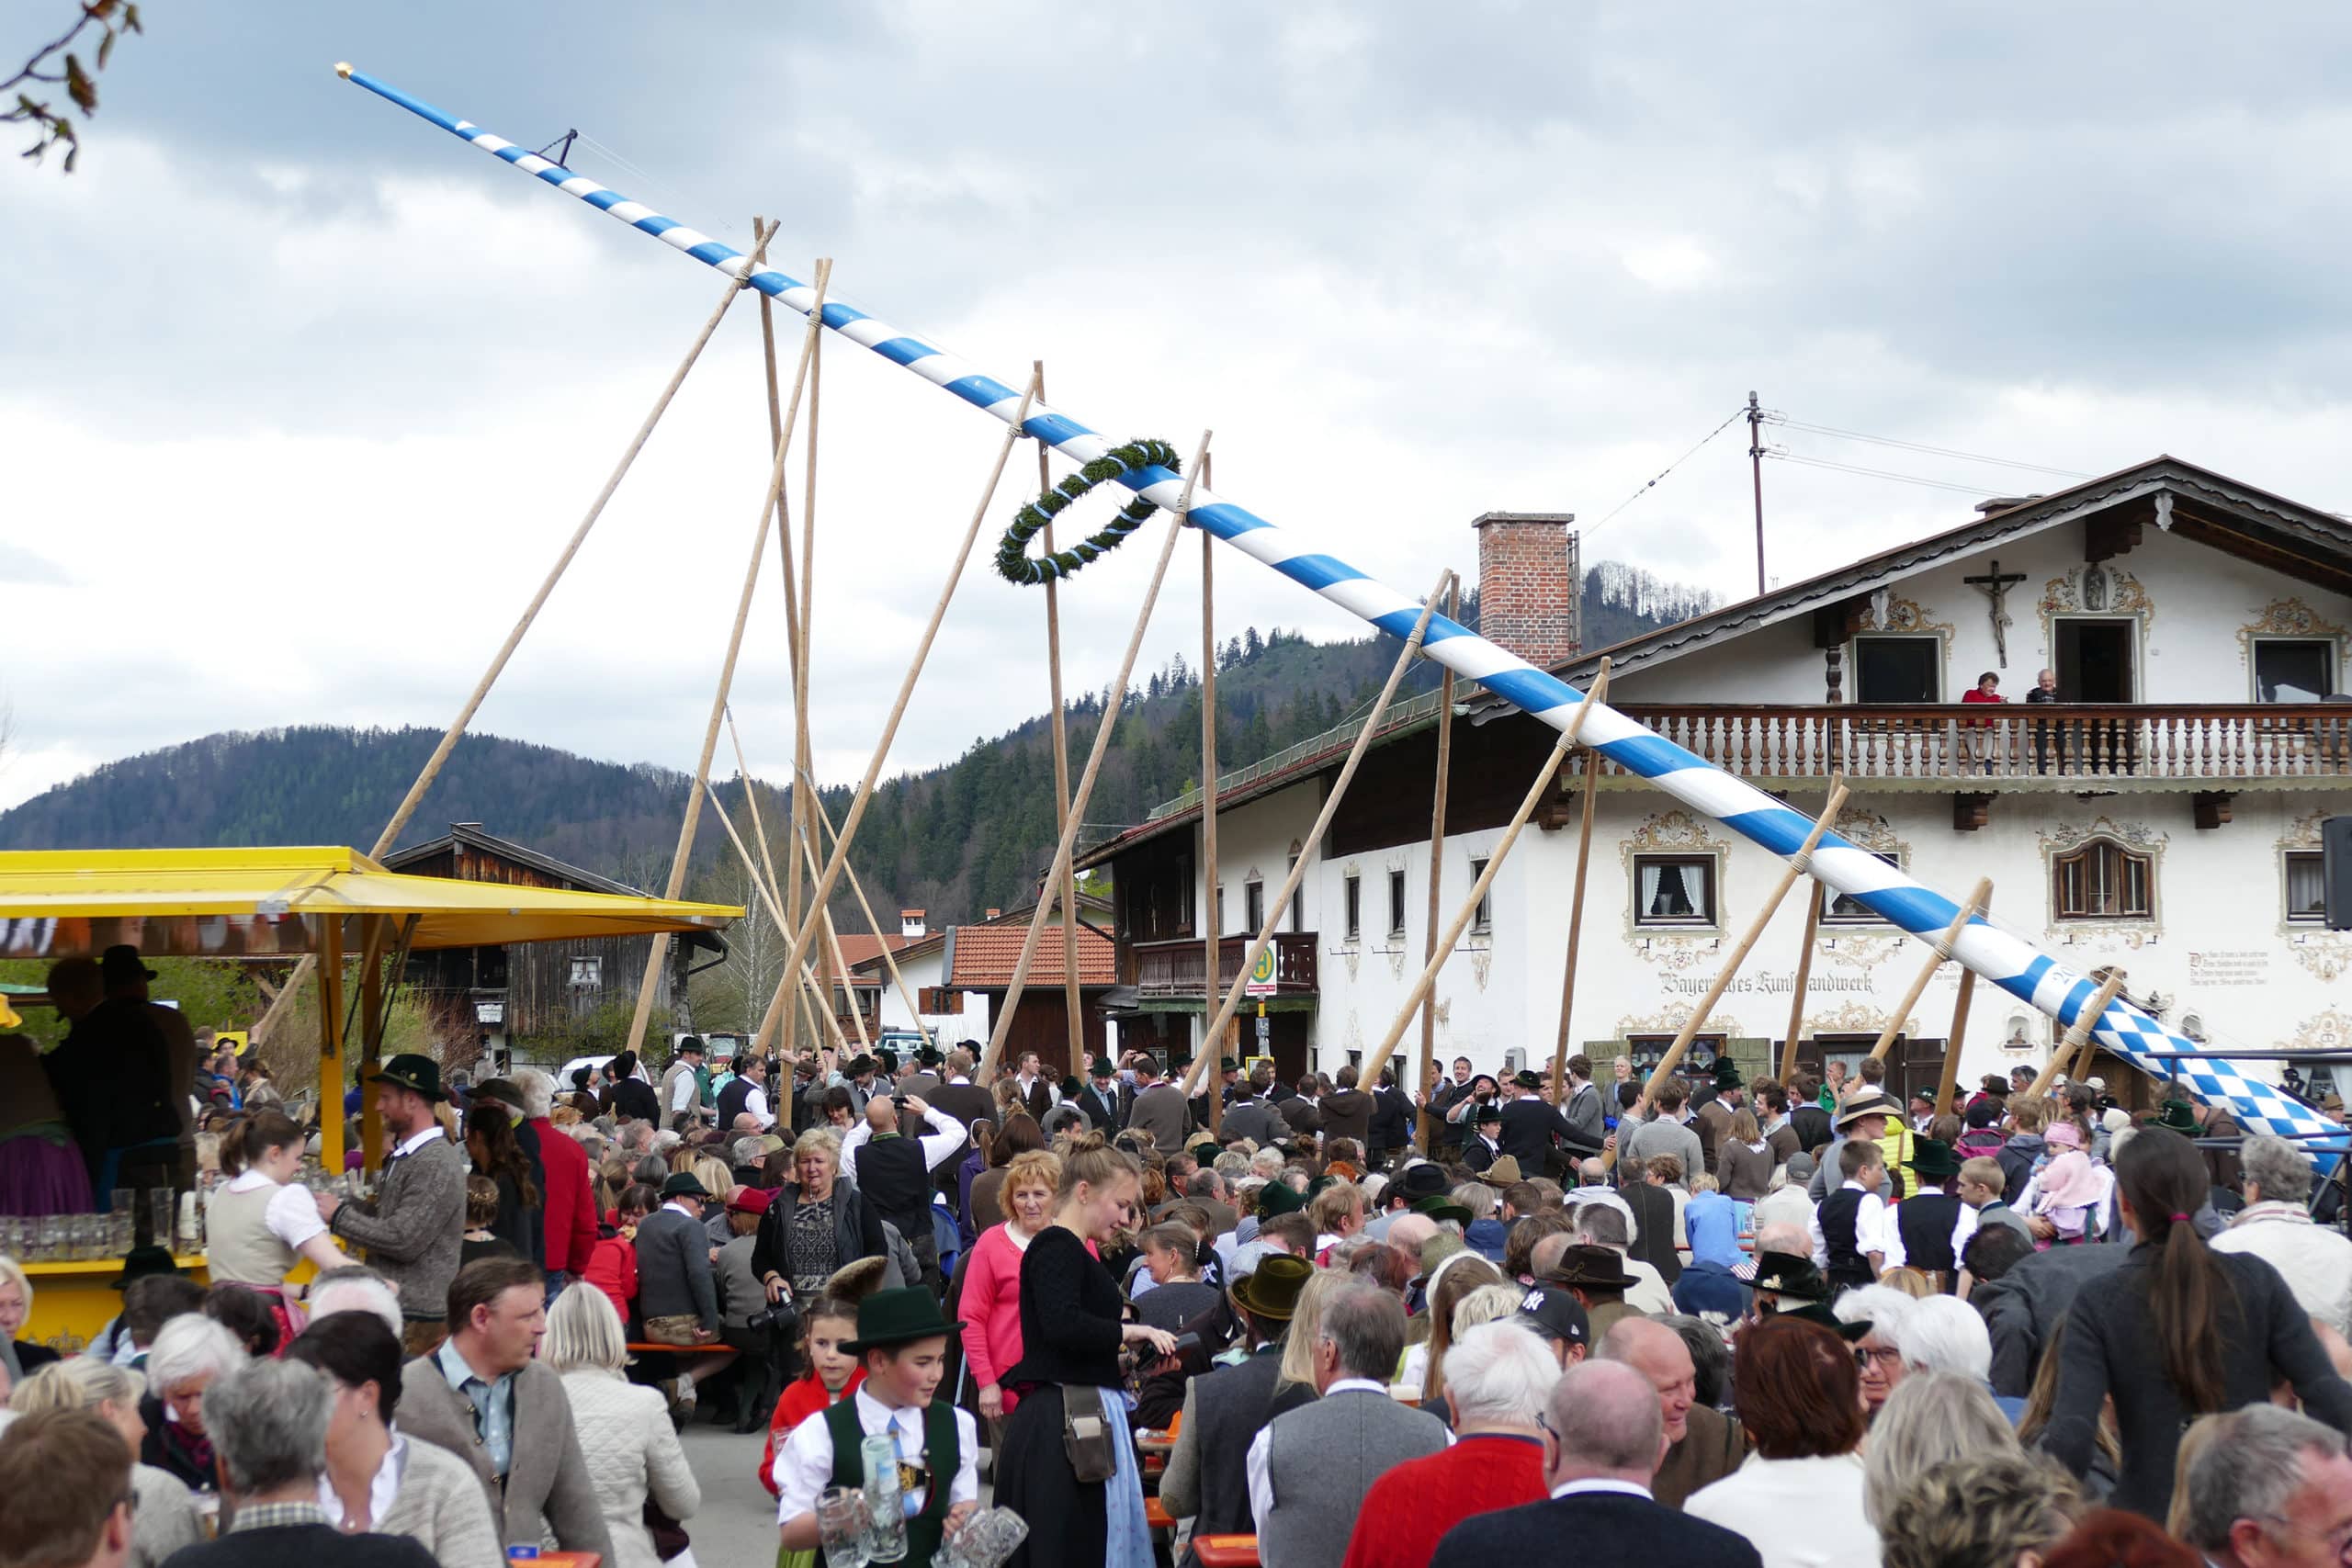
[944,920,1119,989]
[383,822,647,897]
[1515,454,2352,698]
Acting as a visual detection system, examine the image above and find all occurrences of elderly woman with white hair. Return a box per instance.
[2212,1132,2352,1335]
[1860,1371,2020,1526]
[140,1313,248,1492]
[10,1359,203,1567]
[541,1283,698,1568]
[1831,1281,1917,1420]
[1892,1293,2027,1421]
[1342,1319,1562,1568]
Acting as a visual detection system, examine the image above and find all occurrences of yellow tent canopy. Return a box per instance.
[0,845,741,959]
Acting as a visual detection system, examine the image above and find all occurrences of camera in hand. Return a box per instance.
[745,1301,797,1336]
[1168,1331,1203,1358]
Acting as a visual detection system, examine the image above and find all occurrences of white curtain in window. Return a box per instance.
[2289,855,2325,916]
[1641,861,1697,919]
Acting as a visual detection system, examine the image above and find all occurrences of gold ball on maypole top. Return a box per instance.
[334,62,354,79]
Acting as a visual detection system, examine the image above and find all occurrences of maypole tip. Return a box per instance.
[334,62,353,80]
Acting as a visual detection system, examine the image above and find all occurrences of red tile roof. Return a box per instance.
[946,923,1117,988]
[832,933,913,969]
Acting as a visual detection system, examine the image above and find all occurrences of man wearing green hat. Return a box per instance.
[1163,1255,1314,1563]
[317,1054,466,1355]
[1895,1139,1965,1284]
[637,1172,729,1411]
[775,1286,978,1566]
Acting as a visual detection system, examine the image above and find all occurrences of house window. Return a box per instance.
[1343,874,1362,942]
[917,986,952,1013]
[1469,856,1493,934]
[1287,849,1304,933]
[1387,869,1408,940]
[2255,639,2335,704]
[568,955,602,988]
[1634,854,1716,927]
[1853,637,1939,704]
[2286,851,2326,922]
[1212,884,1225,936]
[1244,878,1265,935]
[2053,840,2153,919]
[1625,1032,1726,1077]
[1821,852,1901,924]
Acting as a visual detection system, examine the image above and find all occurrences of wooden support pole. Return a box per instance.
[1414,581,1461,1155]
[358,914,386,1172]
[1779,863,1827,1082]
[1178,569,1455,1100]
[977,433,1211,1086]
[802,298,832,1061]
[1937,966,1982,1119]
[707,778,871,1051]
[1363,661,1613,1095]
[1035,364,1086,1083]
[798,766,936,1058]
[1867,877,1992,1063]
[625,259,831,1059]
[750,370,1043,1055]
[2029,970,2129,1100]
[1548,750,1601,1101]
[700,779,857,1055]
[1199,452,1224,1133]
[254,238,773,1050]
[317,919,347,1178]
[1606,781,1850,1170]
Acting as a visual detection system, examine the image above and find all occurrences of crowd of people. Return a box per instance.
[6,1016,2352,1568]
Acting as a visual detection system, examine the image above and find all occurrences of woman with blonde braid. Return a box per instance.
[996,1133,1175,1568]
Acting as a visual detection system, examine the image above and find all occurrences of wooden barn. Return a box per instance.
[385,823,726,1056]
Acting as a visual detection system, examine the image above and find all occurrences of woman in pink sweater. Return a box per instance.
[963,1147,1068,1422]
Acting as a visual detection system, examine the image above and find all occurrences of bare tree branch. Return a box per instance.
[6,2,142,173]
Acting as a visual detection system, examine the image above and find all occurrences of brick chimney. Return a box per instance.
[1472,512,1580,667]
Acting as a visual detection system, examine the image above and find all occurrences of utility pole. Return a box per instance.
[1747,389,1767,596]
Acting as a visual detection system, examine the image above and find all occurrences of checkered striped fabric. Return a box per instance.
[343,67,2343,1168]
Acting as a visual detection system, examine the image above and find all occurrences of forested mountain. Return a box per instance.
[1,565,1709,922]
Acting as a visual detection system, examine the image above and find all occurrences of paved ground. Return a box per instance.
[678,1424,781,1567]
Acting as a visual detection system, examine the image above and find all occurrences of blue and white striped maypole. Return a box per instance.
[337,64,2341,1159]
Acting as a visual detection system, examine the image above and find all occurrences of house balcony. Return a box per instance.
[1590,704,2352,785]
[1132,931,1320,1004]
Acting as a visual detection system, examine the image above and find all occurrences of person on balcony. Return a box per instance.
[2025,666,2065,773]
[1960,671,2007,773]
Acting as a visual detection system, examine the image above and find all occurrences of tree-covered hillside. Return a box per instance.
[0,565,1711,923]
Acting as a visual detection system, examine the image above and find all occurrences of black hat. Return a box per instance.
[1905,1138,1962,1179]
[661,1171,713,1201]
[1220,1056,1240,1074]
[1512,1069,1543,1091]
[843,1286,963,1354]
[1090,1055,1116,1079]
[1776,1301,1872,1341]
[1229,1255,1312,1321]
[1749,1250,1834,1303]
[1542,1245,1638,1292]
[1474,1101,1503,1127]
[369,1053,446,1102]
[100,944,155,983]
[1711,1056,1747,1092]
[1514,1283,1589,1346]
[111,1245,183,1290]
[676,1037,707,1058]
[1395,1163,1451,1201]
[874,1048,899,1072]
[849,1055,876,1077]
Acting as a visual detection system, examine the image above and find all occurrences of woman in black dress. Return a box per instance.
[995,1133,1176,1568]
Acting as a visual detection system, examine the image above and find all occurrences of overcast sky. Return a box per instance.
[7,2,2352,817]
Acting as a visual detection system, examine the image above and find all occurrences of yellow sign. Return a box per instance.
[214,1030,251,1056]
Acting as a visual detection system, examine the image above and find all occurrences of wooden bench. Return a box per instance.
[1192,1536,1259,1568]
[625,1341,735,1356]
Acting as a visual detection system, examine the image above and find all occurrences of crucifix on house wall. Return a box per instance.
[1963,558,2029,669]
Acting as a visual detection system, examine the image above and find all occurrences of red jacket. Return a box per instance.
[530,1115,600,1276]
[582,1229,639,1328]
[1340,1433,1548,1568]
[760,1367,865,1496]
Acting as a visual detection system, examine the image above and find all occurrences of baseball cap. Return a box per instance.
[1515,1283,1589,1347]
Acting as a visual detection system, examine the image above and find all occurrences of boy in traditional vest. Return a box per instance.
[775,1286,978,1567]
[1811,1138,1897,1293]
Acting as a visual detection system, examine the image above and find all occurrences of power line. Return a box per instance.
[1765,449,1998,496]
[1587,407,1748,536]
[1763,416,2090,480]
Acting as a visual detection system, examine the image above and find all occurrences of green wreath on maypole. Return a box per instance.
[994,438,1184,586]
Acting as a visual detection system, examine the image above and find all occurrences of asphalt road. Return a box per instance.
[677,1424,782,1567]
